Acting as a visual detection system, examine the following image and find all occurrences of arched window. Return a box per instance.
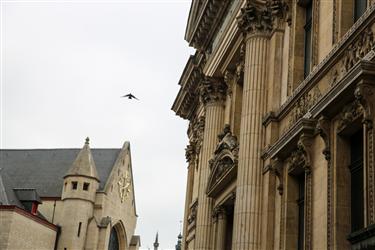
[108,227,120,250]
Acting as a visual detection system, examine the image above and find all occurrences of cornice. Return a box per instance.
[185,0,232,51]
[172,53,205,120]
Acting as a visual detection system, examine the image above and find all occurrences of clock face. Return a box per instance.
[118,170,131,203]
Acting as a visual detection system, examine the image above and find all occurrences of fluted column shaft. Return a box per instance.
[232,33,269,250]
[182,159,194,250]
[216,209,227,250]
[195,103,225,250]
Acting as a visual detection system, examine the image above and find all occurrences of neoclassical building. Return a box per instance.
[172,0,375,249]
[0,139,140,250]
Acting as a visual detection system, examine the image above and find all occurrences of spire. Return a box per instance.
[153,232,159,250]
[175,233,182,250]
[64,137,99,181]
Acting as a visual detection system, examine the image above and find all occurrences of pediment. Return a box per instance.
[207,125,239,198]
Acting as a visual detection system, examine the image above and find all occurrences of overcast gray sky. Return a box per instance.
[1,0,194,249]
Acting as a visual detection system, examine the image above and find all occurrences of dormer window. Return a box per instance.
[72,181,78,190]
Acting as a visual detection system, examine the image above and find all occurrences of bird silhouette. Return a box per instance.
[121,93,139,100]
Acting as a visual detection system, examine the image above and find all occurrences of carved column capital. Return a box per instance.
[237,0,290,37]
[213,206,227,221]
[199,77,227,105]
[185,143,196,163]
[224,70,234,96]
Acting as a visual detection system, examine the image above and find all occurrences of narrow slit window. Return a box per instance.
[77,222,82,237]
[83,182,90,191]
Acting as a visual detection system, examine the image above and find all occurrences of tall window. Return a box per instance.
[354,0,367,22]
[297,174,305,250]
[304,0,313,78]
[350,129,364,232]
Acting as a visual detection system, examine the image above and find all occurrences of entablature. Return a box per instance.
[172,52,205,120]
[185,0,233,51]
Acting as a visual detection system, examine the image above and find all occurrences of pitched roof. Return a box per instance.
[0,148,120,197]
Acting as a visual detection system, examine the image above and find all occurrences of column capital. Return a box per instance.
[199,76,227,106]
[237,0,290,37]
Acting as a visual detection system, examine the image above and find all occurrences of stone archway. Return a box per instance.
[108,221,127,250]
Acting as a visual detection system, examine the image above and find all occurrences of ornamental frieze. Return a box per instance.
[332,27,375,86]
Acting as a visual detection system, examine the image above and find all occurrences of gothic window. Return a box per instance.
[108,227,120,250]
[354,0,367,22]
[303,0,313,78]
[349,129,364,232]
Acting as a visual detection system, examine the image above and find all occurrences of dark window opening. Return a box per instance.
[354,0,367,22]
[304,0,313,78]
[108,227,120,250]
[64,182,67,191]
[83,182,90,191]
[297,174,305,250]
[77,222,82,237]
[72,181,78,190]
[350,129,364,232]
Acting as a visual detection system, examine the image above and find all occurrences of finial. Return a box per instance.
[85,137,90,145]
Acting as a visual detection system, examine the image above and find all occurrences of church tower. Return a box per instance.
[153,232,159,250]
[58,138,100,250]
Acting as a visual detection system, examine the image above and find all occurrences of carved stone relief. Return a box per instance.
[284,86,321,134]
[337,100,363,132]
[332,28,375,86]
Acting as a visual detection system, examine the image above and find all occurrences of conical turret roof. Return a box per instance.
[64,137,99,181]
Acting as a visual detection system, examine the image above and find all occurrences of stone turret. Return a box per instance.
[153,232,159,250]
[58,138,100,250]
[175,233,182,250]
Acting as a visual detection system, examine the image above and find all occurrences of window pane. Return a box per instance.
[354,0,367,22]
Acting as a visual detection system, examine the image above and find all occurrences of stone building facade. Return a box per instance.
[172,0,375,249]
[0,139,140,250]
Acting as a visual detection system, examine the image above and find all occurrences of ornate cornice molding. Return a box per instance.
[199,76,227,105]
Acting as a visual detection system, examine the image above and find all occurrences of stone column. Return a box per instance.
[215,207,227,250]
[182,140,196,250]
[194,77,226,250]
[232,2,272,249]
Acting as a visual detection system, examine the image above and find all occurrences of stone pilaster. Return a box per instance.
[182,140,196,250]
[194,77,226,250]
[232,1,272,249]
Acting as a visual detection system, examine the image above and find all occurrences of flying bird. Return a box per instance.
[121,93,139,100]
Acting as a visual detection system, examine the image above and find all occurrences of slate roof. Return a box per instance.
[0,149,120,198]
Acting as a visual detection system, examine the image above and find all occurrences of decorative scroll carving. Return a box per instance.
[337,101,363,132]
[269,158,283,195]
[206,125,239,197]
[355,83,375,129]
[235,43,245,85]
[317,117,331,160]
[199,77,227,105]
